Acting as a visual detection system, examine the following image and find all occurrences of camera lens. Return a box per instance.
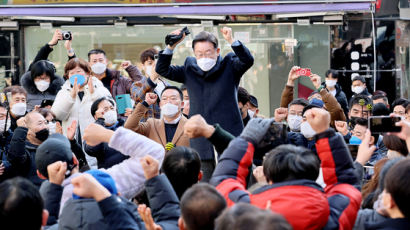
[63,33,69,39]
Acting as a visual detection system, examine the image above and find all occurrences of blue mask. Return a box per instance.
[349,136,362,145]
[69,74,86,86]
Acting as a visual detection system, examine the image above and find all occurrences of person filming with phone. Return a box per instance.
[155,26,254,181]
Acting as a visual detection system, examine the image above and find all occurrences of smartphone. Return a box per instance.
[347,144,359,159]
[115,94,133,114]
[369,116,402,134]
[297,68,311,77]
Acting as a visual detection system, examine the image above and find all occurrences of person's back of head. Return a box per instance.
[237,87,250,105]
[383,159,410,219]
[0,177,47,230]
[372,102,390,116]
[161,146,201,199]
[179,183,226,230]
[216,203,292,230]
[263,144,320,183]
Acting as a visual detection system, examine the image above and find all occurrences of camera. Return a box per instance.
[62,31,72,40]
[165,26,190,47]
[297,68,311,77]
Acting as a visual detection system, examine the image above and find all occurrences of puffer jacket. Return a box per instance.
[51,77,113,167]
[210,129,361,230]
[20,71,65,111]
[84,118,129,169]
[39,127,164,215]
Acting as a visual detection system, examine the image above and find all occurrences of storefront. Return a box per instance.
[0,0,374,116]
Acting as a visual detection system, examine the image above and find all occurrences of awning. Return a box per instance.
[0,2,372,16]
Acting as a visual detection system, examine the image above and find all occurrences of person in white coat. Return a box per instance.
[51,58,113,167]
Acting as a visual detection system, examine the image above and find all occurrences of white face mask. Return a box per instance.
[300,121,316,139]
[48,122,56,135]
[11,103,27,117]
[91,62,107,75]
[247,109,255,118]
[103,110,117,126]
[161,103,180,118]
[197,58,216,72]
[0,119,11,133]
[325,79,337,88]
[351,86,365,94]
[35,80,50,92]
[287,115,303,132]
[145,65,153,78]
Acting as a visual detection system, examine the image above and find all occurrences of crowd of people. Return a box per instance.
[0,27,409,230]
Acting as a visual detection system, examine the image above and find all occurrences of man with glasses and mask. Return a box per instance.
[7,111,49,187]
[156,27,254,181]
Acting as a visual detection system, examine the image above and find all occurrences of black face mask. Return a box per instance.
[35,128,49,142]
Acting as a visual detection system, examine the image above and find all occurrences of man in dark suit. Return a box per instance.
[155,27,254,181]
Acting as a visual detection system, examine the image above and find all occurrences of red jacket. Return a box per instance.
[210,129,362,230]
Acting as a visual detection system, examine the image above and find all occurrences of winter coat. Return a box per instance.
[124,103,190,149]
[55,175,179,230]
[104,65,144,100]
[0,129,14,182]
[39,127,164,214]
[7,127,44,187]
[84,118,129,169]
[365,218,410,230]
[321,82,349,118]
[156,41,254,160]
[20,71,65,111]
[280,85,346,127]
[354,209,387,230]
[51,77,113,167]
[210,129,362,230]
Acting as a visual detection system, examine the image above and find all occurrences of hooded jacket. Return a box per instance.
[210,129,361,230]
[20,71,65,111]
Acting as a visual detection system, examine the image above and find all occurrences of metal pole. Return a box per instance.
[371,3,377,91]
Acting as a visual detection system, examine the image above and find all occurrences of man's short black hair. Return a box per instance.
[216,203,292,230]
[31,60,56,82]
[0,177,44,230]
[372,94,389,105]
[263,144,320,183]
[192,31,218,50]
[391,98,409,111]
[90,97,115,118]
[372,103,390,116]
[237,87,250,105]
[140,48,158,64]
[288,98,309,109]
[325,69,338,79]
[352,76,366,83]
[161,146,201,199]
[87,49,106,60]
[354,117,368,128]
[349,94,373,110]
[384,159,410,218]
[161,86,183,101]
[180,183,226,230]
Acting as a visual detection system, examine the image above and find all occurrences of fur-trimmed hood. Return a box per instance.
[20,71,65,95]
